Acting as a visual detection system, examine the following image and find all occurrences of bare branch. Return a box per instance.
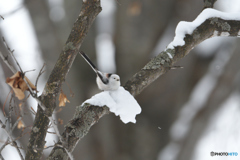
[0,51,17,74]
[2,37,24,74]
[124,12,240,96]
[26,0,102,159]
[1,38,47,111]
[11,117,23,133]
[48,116,74,160]
[1,29,73,160]
[35,63,46,89]
[47,104,109,159]
[0,120,24,160]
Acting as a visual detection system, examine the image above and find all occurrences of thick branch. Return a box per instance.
[25,1,102,160]
[48,10,240,158]
[125,14,240,96]
[47,104,109,160]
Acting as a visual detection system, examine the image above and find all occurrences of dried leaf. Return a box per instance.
[58,118,63,125]
[17,120,25,129]
[59,91,70,107]
[6,71,37,100]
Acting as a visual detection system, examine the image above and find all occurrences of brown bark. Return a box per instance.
[25,1,102,159]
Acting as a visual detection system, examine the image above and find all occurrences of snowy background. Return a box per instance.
[0,0,240,159]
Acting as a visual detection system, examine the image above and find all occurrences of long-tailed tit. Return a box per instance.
[79,51,121,91]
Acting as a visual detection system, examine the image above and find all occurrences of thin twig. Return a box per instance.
[8,95,14,134]
[44,145,54,150]
[48,116,74,160]
[2,90,12,117]
[0,15,4,20]
[0,120,24,160]
[2,37,23,73]
[35,63,46,90]
[11,117,23,132]
[24,69,36,74]
[1,37,46,109]
[1,39,74,159]
[0,51,16,73]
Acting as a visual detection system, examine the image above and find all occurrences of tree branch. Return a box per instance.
[48,9,240,158]
[25,0,102,160]
[47,104,109,160]
[0,50,17,74]
[0,120,24,160]
[125,11,240,96]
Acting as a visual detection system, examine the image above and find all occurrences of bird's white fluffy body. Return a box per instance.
[96,74,120,91]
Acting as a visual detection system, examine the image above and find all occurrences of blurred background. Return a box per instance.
[0,0,240,160]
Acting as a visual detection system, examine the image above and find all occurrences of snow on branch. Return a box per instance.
[125,8,240,96]
[48,7,240,159]
[48,87,141,157]
[168,8,240,49]
[84,87,141,124]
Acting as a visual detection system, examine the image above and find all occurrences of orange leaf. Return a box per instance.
[17,120,25,129]
[58,118,63,125]
[58,91,70,107]
[6,71,37,100]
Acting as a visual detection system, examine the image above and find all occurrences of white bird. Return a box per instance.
[79,51,121,91]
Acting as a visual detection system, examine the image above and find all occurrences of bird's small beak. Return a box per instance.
[117,79,120,81]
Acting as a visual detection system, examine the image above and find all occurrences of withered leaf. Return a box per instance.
[6,71,37,100]
[17,120,25,129]
[58,118,63,125]
[59,91,70,107]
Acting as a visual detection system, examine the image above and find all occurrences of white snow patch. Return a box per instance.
[220,32,230,36]
[84,87,142,124]
[213,30,219,37]
[167,8,240,49]
[166,52,173,59]
[238,30,240,37]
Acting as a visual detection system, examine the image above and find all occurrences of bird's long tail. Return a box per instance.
[79,51,98,72]
[79,51,108,84]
